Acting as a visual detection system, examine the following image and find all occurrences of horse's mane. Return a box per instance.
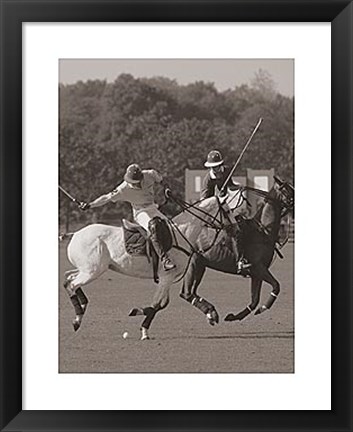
[246,184,284,223]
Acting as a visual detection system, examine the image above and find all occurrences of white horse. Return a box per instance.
[63,196,232,340]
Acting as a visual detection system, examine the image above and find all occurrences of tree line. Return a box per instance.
[59,70,294,228]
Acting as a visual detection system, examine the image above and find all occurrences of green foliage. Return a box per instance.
[59,72,294,227]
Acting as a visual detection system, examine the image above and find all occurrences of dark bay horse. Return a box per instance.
[179,177,294,322]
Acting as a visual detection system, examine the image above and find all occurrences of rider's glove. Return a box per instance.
[79,201,90,211]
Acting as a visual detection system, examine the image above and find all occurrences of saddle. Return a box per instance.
[122,219,171,283]
[122,219,148,256]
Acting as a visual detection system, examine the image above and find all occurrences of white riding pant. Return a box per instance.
[133,205,166,232]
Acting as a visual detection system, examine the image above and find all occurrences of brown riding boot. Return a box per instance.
[148,217,176,271]
[150,234,175,271]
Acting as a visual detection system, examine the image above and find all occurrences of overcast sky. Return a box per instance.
[59,59,294,97]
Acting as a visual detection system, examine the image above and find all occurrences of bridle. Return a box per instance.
[166,179,294,251]
[242,181,294,216]
[245,181,295,251]
[277,183,294,217]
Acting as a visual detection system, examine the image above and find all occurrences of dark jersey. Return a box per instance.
[200,166,239,199]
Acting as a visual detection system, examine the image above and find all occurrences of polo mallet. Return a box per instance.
[219,117,263,196]
[59,185,82,206]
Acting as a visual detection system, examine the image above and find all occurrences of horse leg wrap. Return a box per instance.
[76,288,88,308]
[188,295,215,316]
[141,307,157,330]
[70,294,84,316]
[264,292,278,310]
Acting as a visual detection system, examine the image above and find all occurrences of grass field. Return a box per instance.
[59,242,294,373]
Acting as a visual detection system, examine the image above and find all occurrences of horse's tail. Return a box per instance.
[59,232,75,242]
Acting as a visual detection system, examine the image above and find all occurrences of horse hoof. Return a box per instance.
[224,313,236,322]
[207,318,216,326]
[207,310,219,326]
[129,308,143,316]
[72,320,81,332]
[141,328,150,340]
[255,306,266,315]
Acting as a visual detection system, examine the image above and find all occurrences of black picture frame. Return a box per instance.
[1,1,352,431]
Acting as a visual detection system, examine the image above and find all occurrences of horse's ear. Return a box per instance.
[274,176,284,186]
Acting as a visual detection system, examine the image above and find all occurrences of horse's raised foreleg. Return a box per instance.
[254,268,280,315]
[224,276,262,321]
[180,254,219,326]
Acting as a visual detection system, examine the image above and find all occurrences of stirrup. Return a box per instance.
[236,259,251,274]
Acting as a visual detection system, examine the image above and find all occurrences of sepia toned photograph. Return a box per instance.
[2,0,351,425]
[59,59,294,373]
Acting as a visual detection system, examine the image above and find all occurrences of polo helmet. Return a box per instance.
[124,163,143,184]
[204,150,224,168]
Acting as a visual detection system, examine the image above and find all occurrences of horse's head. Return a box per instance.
[254,176,294,239]
[272,176,295,215]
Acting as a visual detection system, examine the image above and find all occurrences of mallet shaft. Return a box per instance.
[220,118,263,194]
[59,185,78,203]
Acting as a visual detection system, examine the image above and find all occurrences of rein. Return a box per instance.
[163,216,223,286]
[165,183,293,264]
[166,212,223,256]
[167,192,226,230]
[242,186,282,204]
[163,193,228,277]
[243,185,293,215]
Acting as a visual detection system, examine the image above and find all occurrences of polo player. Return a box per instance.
[79,164,175,271]
[202,150,251,274]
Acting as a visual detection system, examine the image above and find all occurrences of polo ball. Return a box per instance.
[122,331,129,339]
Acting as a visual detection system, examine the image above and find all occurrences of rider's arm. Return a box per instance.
[89,184,125,208]
[148,169,164,184]
[148,169,171,195]
[89,193,113,208]
[146,169,172,203]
